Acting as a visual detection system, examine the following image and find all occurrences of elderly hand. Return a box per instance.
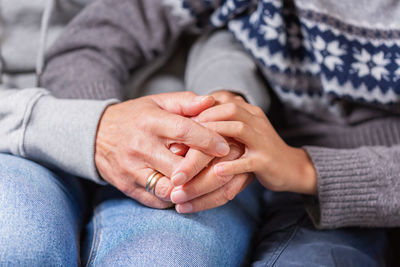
[94,92,230,209]
[170,90,256,213]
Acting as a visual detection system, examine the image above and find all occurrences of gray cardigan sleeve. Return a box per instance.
[36,0,214,182]
[303,145,400,229]
[185,30,270,111]
[42,0,202,100]
[0,88,116,183]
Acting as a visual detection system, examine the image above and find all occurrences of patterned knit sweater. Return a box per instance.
[42,0,400,229]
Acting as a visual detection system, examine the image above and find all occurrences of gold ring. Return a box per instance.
[146,171,163,195]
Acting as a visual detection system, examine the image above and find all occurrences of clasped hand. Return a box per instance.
[95,91,317,213]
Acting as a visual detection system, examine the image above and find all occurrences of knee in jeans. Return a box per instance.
[0,154,54,188]
[0,154,79,266]
[147,217,227,265]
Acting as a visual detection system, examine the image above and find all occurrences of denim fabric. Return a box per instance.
[82,182,264,267]
[251,191,389,267]
[0,153,87,266]
[0,153,264,266]
[1,153,388,266]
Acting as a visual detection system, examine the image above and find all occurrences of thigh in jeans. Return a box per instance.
[82,181,264,267]
[251,191,389,267]
[0,153,87,266]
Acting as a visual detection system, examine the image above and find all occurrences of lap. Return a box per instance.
[82,181,264,267]
[0,153,86,266]
[251,191,389,267]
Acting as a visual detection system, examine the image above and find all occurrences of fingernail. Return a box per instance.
[194,96,208,103]
[176,203,193,213]
[169,146,181,154]
[171,172,187,186]
[171,189,188,204]
[216,142,230,156]
[214,164,225,175]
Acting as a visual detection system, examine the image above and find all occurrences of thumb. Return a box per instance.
[152,91,215,117]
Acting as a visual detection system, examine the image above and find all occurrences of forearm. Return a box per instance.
[304,145,400,229]
[39,0,197,180]
[186,30,270,111]
[42,0,211,100]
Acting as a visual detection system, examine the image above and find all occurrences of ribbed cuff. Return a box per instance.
[303,146,386,229]
[23,94,119,184]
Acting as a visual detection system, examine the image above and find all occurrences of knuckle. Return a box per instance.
[218,93,231,103]
[195,130,213,149]
[223,186,237,202]
[174,118,191,140]
[127,139,143,157]
[117,159,132,177]
[226,103,239,117]
[215,191,229,206]
[244,158,254,172]
[202,132,214,149]
[224,102,238,117]
[253,106,264,116]
[235,122,247,137]
[217,174,232,185]
[156,182,171,199]
[119,166,131,178]
[137,114,154,131]
[127,142,151,164]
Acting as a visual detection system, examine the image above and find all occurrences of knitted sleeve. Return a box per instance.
[185,30,271,111]
[303,144,400,229]
[41,0,218,100]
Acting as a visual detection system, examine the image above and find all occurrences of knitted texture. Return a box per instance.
[179,0,400,228]
[42,0,400,228]
[182,0,400,115]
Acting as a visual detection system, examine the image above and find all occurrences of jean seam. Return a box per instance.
[263,229,292,266]
[85,205,103,267]
[269,215,307,266]
[260,219,295,266]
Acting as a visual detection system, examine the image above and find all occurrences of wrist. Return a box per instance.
[291,148,318,195]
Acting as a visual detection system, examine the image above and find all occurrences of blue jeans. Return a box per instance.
[0,154,390,266]
[0,154,263,266]
[251,191,390,266]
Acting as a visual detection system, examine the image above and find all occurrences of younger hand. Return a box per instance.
[196,100,318,195]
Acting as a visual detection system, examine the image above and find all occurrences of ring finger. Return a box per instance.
[137,168,174,202]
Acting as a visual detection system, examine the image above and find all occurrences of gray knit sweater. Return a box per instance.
[0,0,118,183]
[41,0,400,229]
